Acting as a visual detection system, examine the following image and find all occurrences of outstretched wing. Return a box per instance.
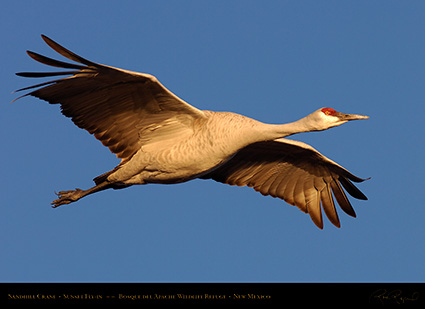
[201,138,368,229]
[14,35,206,161]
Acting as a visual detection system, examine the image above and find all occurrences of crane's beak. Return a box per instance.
[339,112,369,121]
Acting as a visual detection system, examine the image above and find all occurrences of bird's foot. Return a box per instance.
[51,188,84,208]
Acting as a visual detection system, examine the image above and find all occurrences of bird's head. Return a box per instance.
[306,107,369,131]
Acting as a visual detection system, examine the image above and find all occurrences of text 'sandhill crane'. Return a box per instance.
[14,35,369,229]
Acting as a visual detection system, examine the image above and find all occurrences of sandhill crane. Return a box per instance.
[15,35,369,229]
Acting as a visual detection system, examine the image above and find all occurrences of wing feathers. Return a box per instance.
[293,172,309,211]
[339,177,368,200]
[16,71,81,78]
[330,179,356,217]
[41,34,99,67]
[15,35,205,161]
[306,190,322,229]
[320,181,340,228]
[202,139,367,228]
[26,50,87,70]
[281,171,298,206]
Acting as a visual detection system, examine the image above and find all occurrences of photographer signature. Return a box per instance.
[370,289,419,305]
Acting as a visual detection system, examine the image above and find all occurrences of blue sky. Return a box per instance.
[1,1,424,282]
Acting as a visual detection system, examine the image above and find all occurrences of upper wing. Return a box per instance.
[201,138,368,229]
[14,35,206,161]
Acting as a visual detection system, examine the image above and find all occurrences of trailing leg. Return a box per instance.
[51,181,112,208]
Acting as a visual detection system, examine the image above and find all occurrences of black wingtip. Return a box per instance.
[26,50,36,58]
[24,49,86,70]
[41,34,54,46]
[339,177,368,201]
[39,34,98,67]
[356,176,371,183]
[10,93,28,103]
[16,71,79,78]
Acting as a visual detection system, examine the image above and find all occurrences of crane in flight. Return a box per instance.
[15,35,369,229]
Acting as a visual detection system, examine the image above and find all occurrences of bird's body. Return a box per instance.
[15,35,369,229]
[107,111,259,184]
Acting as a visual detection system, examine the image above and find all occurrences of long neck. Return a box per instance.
[258,116,317,141]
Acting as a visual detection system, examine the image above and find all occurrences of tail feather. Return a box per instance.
[93,170,115,185]
[93,161,126,185]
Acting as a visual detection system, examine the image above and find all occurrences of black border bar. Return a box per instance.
[3,283,424,306]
